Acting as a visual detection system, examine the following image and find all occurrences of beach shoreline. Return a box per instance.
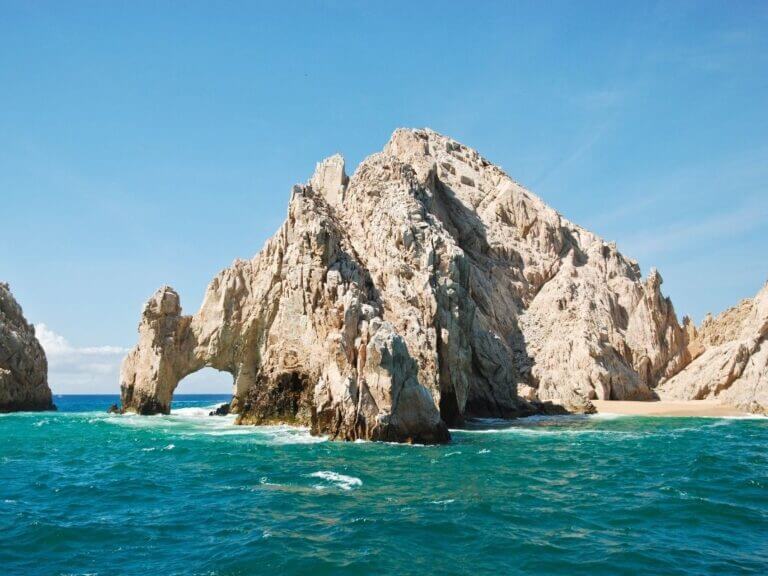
[591,399,752,417]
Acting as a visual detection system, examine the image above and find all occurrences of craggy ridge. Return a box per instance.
[119,129,768,442]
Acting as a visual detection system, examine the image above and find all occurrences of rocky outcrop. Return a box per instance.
[209,403,230,417]
[120,128,701,442]
[658,283,768,414]
[0,283,54,412]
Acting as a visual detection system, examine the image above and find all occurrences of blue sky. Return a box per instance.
[1,1,767,393]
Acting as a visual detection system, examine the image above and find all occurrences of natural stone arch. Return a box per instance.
[118,175,451,443]
[118,128,713,443]
[119,287,241,415]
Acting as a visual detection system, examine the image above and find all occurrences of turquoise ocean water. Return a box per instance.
[1,395,767,575]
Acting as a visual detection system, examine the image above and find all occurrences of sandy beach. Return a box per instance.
[591,399,752,417]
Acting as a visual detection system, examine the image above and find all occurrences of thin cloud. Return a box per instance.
[619,195,768,260]
[35,324,129,393]
[35,324,232,395]
[573,88,628,110]
[533,120,613,189]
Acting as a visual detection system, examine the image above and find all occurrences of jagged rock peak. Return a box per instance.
[0,282,54,412]
[310,153,348,206]
[118,127,764,443]
[658,281,768,413]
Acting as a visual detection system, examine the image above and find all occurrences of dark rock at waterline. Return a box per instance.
[209,403,230,416]
[107,403,121,414]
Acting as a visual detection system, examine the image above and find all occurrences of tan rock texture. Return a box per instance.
[0,282,54,412]
[120,128,744,442]
[658,282,768,414]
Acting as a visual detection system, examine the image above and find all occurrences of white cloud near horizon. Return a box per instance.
[35,324,233,395]
[35,323,129,394]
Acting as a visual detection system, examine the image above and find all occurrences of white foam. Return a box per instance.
[309,471,362,490]
[104,410,329,445]
[588,413,626,420]
[172,406,221,418]
[140,443,175,452]
[430,499,455,505]
[258,476,282,487]
[456,427,648,439]
[250,425,327,445]
[589,412,768,421]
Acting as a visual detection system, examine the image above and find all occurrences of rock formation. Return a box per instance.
[658,283,768,413]
[119,128,761,442]
[0,283,54,412]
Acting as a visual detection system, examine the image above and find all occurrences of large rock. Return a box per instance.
[0,283,54,412]
[119,129,702,442]
[658,282,768,413]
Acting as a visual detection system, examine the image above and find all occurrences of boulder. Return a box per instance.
[209,403,230,417]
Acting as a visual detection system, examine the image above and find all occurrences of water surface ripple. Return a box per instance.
[1,395,766,575]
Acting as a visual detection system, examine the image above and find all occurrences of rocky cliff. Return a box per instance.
[0,283,54,412]
[658,283,768,413]
[119,128,761,442]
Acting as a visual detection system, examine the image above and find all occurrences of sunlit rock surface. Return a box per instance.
[0,283,54,412]
[120,128,763,442]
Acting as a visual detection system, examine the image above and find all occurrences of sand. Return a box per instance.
[591,399,751,417]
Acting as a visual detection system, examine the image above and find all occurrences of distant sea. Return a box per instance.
[1,395,767,575]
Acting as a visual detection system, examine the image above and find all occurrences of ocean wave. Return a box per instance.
[247,425,328,445]
[454,427,649,439]
[172,405,227,419]
[102,411,328,445]
[141,444,175,452]
[309,471,362,490]
[588,413,627,420]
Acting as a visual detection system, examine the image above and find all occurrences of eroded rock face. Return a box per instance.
[120,128,700,441]
[658,283,768,413]
[0,283,54,412]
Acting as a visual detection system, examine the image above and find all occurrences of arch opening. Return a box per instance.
[171,366,234,413]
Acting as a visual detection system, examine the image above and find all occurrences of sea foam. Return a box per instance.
[309,471,363,490]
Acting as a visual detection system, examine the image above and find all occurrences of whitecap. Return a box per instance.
[478,449,491,454]
[455,427,647,439]
[430,499,455,505]
[258,476,282,487]
[309,471,362,490]
[248,425,327,445]
[172,406,221,418]
[588,413,626,420]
